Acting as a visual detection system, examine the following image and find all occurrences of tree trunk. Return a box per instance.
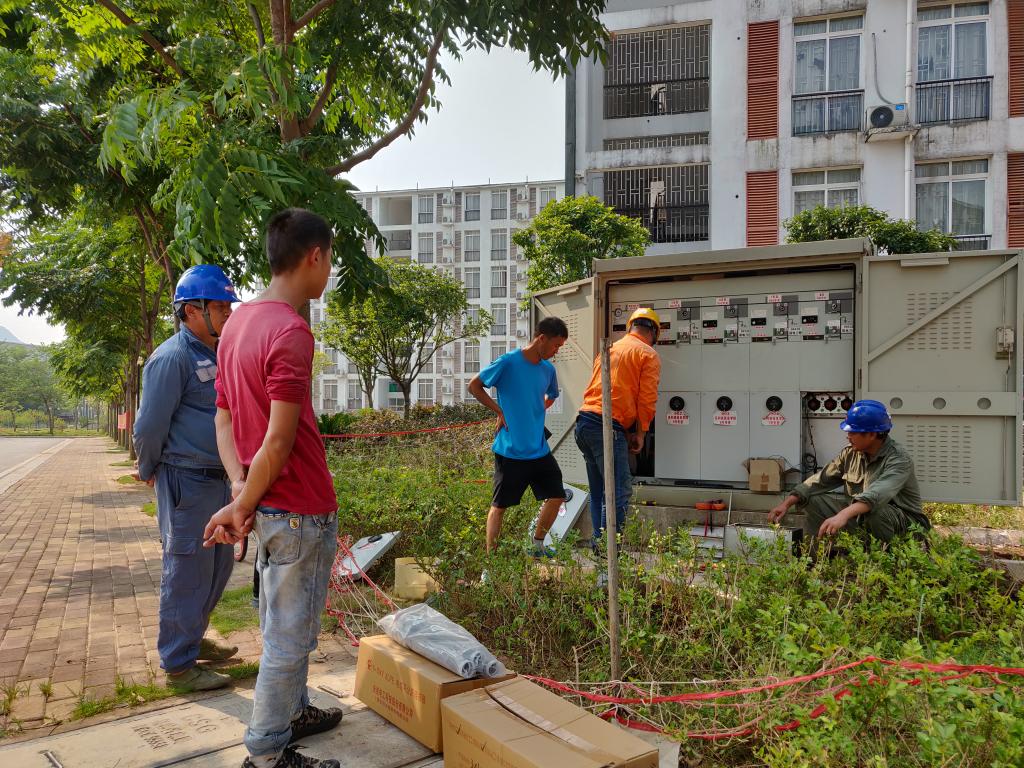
[401,382,412,419]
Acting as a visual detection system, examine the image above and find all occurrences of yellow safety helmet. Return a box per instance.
[627,307,661,341]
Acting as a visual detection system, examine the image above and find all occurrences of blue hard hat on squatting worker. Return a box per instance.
[840,399,893,434]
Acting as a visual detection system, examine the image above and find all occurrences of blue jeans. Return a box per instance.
[155,465,234,674]
[574,413,633,546]
[245,508,338,765]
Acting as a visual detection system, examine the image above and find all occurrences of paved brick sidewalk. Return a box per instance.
[0,438,258,731]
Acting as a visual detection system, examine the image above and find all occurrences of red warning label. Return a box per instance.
[667,410,690,426]
[761,411,786,426]
[713,410,738,426]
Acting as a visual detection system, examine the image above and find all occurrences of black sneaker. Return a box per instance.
[289,704,344,743]
[242,746,340,768]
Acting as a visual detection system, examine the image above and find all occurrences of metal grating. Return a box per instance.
[603,164,709,243]
[747,21,779,139]
[603,132,709,150]
[904,424,973,485]
[904,291,973,351]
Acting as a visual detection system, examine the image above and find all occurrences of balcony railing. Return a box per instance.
[951,234,991,251]
[916,76,991,125]
[603,77,710,119]
[792,90,863,136]
[614,203,710,244]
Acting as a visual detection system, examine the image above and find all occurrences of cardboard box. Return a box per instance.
[748,458,783,493]
[393,557,439,600]
[441,677,659,768]
[354,634,513,752]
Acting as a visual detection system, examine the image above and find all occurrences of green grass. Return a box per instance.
[141,502,156,517]
[110,459,135,467]
[925,502,1024,529]
[115,474,140,484]
[224,661,260,680]
[209,586,259,635]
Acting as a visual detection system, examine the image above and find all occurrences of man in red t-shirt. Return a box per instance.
[205,209,342,768]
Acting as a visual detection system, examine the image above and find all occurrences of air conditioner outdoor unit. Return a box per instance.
[442,237,453,246]
[516,291,525,300]
[516,329,527,337]
[442,215,453,224]
[516,187,529,201]
[867,103,909,130]
[442,367,453,376]
[442,193,454,205]
[515,211,528,220]
[441,254,453,263]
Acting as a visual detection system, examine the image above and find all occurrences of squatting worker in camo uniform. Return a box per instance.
[204,209,344,768]
[133,264,242,692]
[768,399,930,544]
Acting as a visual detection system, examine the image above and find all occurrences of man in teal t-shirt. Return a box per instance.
[469,317,569,555]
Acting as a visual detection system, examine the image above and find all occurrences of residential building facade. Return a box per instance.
[568,0,1024,253]
[311,180,564,413]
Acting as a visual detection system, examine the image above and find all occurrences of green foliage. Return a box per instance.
[209,586,259,635]
[512,195,650,306]
[784,205,958,254]
[316,411,357,435]
[321,259,491,417]
[0,343,66,432]
[141,501,156,517]
[924,503,1024,529]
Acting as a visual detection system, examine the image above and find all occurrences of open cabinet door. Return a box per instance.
[532,278,596,485]
[861,250,1023,504]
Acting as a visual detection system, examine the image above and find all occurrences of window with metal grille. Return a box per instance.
[417,232,434,263]
[417,196,434,223]
[464,268,480,299]
[915,159,990,249]
[491,230,508,261]
[604,24,710,119]
[792,15,864,135]
[464,231,480,261]
[916,3,990,124]
[603,164,709,243]
[792,168,861,214]
[491,267,508,298]
[603,133,709,150]
[465,193,481,221]
[490,190,508,220]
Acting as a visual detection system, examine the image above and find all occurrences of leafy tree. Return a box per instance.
[784,204,958,254]
[18,354,64,434]
[316,321,379,409]
[322,259,490,417]
[0,343,28,428]
[511,195,650,306]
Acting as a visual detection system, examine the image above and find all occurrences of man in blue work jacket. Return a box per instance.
[134,265,241,691]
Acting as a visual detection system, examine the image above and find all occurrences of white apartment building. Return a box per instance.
[312,180,564,413]
[568,0,1024,253]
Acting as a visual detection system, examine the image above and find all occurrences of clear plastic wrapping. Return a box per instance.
[377,603,507,679]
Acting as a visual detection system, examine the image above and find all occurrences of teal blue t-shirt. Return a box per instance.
[479,349,559,460]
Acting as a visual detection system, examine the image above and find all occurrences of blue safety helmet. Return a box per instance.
[840,399,893,433]
[173,264,239,304]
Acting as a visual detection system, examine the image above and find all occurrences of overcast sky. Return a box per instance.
[0,47,566,346]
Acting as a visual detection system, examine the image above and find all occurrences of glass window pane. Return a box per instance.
[952,158,988,175]
[794,20,827,36]
[918,25,951,82]
[951,179,985,234]
[954,3,988,17]
[918,6,952,21]
[827,168,861,183]
[827,188,859,208]
[828,36,861,90]
[795,39,827,94]
[793,96,826,133]
[916,182,949,232]
[793,171,826,186]
[794,190,825,214]
[830,16,863,32]
[954,22,986,78]
[916,162,950,178]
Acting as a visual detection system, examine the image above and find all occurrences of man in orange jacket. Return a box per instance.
[575,308,662,549]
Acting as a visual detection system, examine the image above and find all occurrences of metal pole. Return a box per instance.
[600,338,621,682]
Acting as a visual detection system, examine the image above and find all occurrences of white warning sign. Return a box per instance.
[713,410,738,426]
[767,294,782,303]
[815,291,830,301]
[667,410,690,426]
[761,411,786,426]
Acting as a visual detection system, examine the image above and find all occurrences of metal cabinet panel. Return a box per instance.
[700,391,750,482]
[654,391,702,480]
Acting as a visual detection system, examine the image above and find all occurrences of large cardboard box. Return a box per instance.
[354,634,513,752]
[747,458,783,493]
[393,557,439,600]
[441,677,659,768]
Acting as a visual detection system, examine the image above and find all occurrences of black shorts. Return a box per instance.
[492,453,564,509]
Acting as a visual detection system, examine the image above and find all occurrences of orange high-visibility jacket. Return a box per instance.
[579,331,661,432]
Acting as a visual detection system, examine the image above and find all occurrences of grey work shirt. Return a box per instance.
[792,437,930,530]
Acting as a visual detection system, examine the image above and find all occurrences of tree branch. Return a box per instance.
[293,0,337,33]
[325,30,445,176]
[300,63,337,135]
[95,0,186,79]
[247,2,266,48]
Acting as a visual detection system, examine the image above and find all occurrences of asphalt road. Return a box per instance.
[0,436,66,474]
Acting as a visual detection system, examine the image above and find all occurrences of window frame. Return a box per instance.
[490,266,508,298]
[490,230,508,261]
[916,3,990,83]
[491,306,507,336]
[914,157,991,241]
[793,14,864,96]
[417,195,434,224]
[464,192,481,221]
[791,167,862,215]
[490,190,508,220]
[464,231,481,261]
[464,267,480,299]
[417,232,434,263]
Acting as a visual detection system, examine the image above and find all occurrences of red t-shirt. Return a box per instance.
[215,301,337,515]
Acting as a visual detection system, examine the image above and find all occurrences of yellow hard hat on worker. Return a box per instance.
[627,307,661,341]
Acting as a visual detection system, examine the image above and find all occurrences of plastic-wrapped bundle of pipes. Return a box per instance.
[377,603,507,679]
